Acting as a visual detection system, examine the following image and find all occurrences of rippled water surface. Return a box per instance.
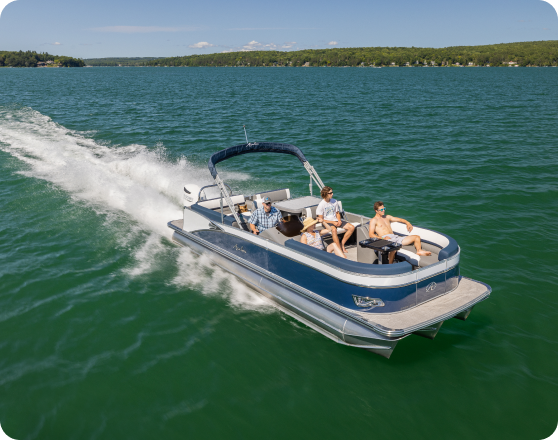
[0,67,557,439]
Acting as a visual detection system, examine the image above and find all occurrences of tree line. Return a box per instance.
[83,57,160,67]
[0,51,85,67]
[145,41,558,67]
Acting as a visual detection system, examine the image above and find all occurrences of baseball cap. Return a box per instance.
[262,196,272,204]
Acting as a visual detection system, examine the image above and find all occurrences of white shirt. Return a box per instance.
[316,198,339,221]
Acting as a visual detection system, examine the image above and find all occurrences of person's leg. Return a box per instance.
[327,243,347,259]
[401,235,432,256]
[325,221,342,253]
[388,250,396,264]
[340,222,355,254]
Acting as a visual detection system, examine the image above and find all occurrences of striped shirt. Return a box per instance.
[248,206,283,232]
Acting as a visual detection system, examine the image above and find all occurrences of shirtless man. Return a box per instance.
[368,201,431,264]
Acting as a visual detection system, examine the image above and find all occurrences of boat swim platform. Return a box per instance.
[353,277,491,337]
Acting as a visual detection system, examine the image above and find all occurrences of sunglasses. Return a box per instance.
[327,192,333,195]
[379,208,386,212]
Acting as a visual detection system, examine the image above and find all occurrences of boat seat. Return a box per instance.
[397,249,420,267]
[252,188,290,209]
[198,194,246,210]
[398,246,440,268]
[317,222,361,236]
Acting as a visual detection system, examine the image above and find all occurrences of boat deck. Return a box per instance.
[171,219,184,229]
[355,277,490,336]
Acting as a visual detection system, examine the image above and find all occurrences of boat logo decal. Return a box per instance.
[426,282,437,292]
[233,244,246,253]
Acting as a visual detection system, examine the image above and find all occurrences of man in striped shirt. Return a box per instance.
[249,196,283,235]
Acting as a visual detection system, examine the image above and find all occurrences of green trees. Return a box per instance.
[0,51,85,67]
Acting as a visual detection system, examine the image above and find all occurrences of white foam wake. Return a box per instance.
[0,106,271,311]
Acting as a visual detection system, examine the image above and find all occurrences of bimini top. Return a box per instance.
[208,142,308,179]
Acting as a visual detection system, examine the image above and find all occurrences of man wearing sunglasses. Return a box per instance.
[316,186,355,254]
[249,196,283,235]
[369,201,431,264]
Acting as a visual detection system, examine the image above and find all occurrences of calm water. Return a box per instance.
[0,67,557,439]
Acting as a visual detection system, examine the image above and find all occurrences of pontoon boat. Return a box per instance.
[168,143,491,358]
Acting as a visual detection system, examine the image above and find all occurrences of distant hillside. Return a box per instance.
[84,57,160,67]
[0,51,84,67]
[146,41,558,67]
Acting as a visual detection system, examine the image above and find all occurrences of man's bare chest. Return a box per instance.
[375,218,392,232]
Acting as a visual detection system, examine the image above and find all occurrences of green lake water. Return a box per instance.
[0,66,557,439]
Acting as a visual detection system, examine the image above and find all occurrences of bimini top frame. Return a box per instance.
[207,142,325,226]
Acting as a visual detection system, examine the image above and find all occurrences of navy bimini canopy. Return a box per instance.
[208,142,308,179]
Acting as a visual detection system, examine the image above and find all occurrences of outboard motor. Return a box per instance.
[183,184,201,207]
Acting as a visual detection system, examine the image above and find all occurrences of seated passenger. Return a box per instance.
[249,196,283,235]
[316,186,355,254]
[300,218,347,259]
[369,201,432,264]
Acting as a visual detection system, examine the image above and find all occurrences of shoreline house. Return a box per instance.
[36,60,62,68]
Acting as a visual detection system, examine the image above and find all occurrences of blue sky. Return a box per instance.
[0,0,557,58]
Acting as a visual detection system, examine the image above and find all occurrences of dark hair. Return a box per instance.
[321,186,332,199]
[373,201,384,211]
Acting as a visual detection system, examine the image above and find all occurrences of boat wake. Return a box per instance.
[0,105,272,312]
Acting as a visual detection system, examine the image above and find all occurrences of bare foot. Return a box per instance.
[342,247,348,254]
[417,250,432,256]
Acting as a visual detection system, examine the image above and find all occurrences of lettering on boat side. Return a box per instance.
[426,282,437,292]
[233,244,246,253]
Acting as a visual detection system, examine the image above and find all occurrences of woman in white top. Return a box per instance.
[300,217,347,259]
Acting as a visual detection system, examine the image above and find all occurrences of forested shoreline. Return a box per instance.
[145,41,558,67]
[83,57,160,67]
[0,51,85,67]
[2,41,557,69]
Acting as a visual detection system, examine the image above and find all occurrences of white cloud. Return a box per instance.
[328,41,338,46]
[189,41,214,49]
[91,26,195,33]
[243,40,262,50]
[220,40,299,53]
[53,42,61,45]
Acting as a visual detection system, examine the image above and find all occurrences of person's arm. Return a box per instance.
[301,234,308,245]
[389,215,413,232]
[248,211,259,235]
[335,211,342,227]
[316,202,324,224]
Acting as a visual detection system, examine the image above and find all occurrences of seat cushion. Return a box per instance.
[317,222,360,235]
[397,249,420,266]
